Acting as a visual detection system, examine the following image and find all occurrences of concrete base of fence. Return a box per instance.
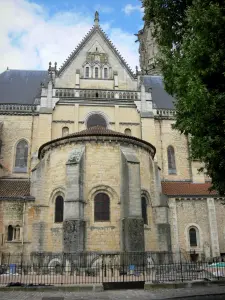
[0,284,104,292]
[144,279,225,290]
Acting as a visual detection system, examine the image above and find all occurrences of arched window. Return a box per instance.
[104,67,108,79]
[85,67,89,78]
[167,146,176,174]
[124,128,131,136]
[7,225,13,241]
[14,139,28,173]
[55,196,64,223]
[95,67,99,79]
[141,196,148,225]
[189,228,197,247]
[62,127,69,137]
[94,193,110,221]
[14,225,20,240]
[86,114,107,128]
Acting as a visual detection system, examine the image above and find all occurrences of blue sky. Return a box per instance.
[34,0,144,33]
[0,0,144,72]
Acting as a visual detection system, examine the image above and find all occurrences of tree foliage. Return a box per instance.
[143,0,225,195]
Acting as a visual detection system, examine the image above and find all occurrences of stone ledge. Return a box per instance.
[144,280,225,290]
[0,284,103,292]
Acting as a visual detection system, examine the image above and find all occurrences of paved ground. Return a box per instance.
[1,286,225,300]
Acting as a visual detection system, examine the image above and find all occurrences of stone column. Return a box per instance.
[207,198,220,257]
[120,147,144,252]
[63,146,86,253]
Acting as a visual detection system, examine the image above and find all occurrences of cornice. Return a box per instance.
[38,134,156,160]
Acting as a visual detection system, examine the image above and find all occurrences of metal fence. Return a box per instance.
[0,251,225,286]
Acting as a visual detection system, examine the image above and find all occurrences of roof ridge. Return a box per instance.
[58,25,135,78]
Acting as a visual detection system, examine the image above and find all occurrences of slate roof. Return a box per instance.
[161,181,217,197]
[0,69,48,104]
[0,179,34,200]
[142,75,175,109]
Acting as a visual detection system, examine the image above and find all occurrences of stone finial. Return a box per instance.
[54,62,57,70]
[94,11,99,26]
[48,62,52,71]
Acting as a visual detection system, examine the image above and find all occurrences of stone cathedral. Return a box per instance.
[0,13,224,261]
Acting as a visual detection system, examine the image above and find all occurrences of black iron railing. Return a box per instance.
[0,252,224,286]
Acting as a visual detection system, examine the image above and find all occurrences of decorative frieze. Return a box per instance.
[52,120,74,124]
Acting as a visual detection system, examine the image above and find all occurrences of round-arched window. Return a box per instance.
[94,193,110,221]
[189,227,197,247]
[62,127,69,137]
[86,114,107,129]
[124,128,131,136]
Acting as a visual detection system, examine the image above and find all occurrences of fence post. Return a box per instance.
[179,250,184,282]
[143,252,145,282]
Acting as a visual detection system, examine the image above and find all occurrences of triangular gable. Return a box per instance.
[88,41,105,53]
[58,25,135,79]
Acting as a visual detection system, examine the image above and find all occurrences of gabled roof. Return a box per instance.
[0,69,48,104]
[58,25,136,79]
[142,75,175,109]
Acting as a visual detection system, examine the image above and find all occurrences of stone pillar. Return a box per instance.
[169,199,180,257]
[75,70,80,88]
[207,198,220,257]
[120,147,144,252]
[114,71,119,89]
[63,146,85,253]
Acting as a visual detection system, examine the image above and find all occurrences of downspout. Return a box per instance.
[28,109,35,176]
[21,201,26,255]
[159,119,164,180]
[186,134,193,181]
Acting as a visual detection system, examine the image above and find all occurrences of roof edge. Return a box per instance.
[38,131,156,160]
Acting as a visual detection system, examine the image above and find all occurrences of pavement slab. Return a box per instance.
[1,286,225,300]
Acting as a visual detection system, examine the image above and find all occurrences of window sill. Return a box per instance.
[13,168,27,174]
[144,225,151,231]
[168,171,177,175]
[6,240,22,243]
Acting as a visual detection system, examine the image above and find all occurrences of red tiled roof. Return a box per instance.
[38,126,156,159]
[0,179,32,199]
[162,181,217,196]
[68,125,127,137]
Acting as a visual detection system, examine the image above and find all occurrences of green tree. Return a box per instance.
[143,0,225,195]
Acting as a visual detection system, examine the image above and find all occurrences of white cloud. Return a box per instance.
[123,4,144,15]
[94,4,114,14]
[0,0,139,73]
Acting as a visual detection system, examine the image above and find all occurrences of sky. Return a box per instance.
[0,0,144,73]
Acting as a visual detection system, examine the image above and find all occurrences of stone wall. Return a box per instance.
[168,197,225,258]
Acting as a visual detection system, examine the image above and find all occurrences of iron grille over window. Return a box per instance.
[141,197,148,225]
[55,196,64,223]
[94,193,110,221]
[189,228,197,247]
[85,67,89,78]
[104,68,108,79]
[95,67,99,78]
[86,114,107,128]
[167,146,176,174]
[15,139,28,173]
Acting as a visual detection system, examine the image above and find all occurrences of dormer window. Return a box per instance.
[85,67,89,78]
